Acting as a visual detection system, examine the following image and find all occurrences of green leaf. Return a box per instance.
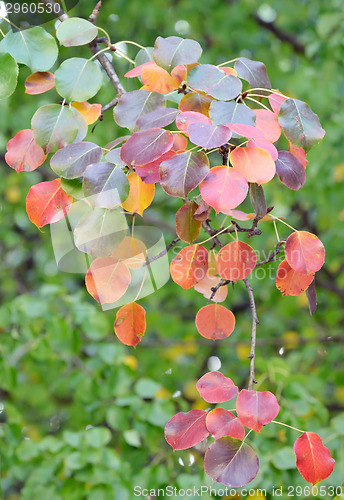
[56,17,98,47]
[32,104,79,153]
[65,451,87,470]
[278,98,325,152]
[83,162,130,209]
[0,53,18,99]
[85,427,112,448]
[123,429,141,447]
[250,183,267,218]
[55,58,103,102]
[0,27,58,72]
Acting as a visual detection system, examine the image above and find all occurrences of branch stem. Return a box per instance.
[244,277,259,390]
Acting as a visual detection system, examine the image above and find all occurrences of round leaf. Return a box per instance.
[83,162,129,209]
[285,231,325,274]
[56,17,98,47]
[136,150,176,184]
[0,52,18,99]
[204,437,259,487]
[236,389,280,432]
[32,104,79,153]
[50,141,102,179]
[254,109,281,143]
[275,150,306,190]
[160,151,210,198]
[0,26,58,71]
[231,146,276,184]
[26,179,72,228]
[5,129,46,173]
[194,273,228,303]
[114,302,146,347]
[217,241,257,282]
[55,57,103,102]
[209,100,256,127]
[234,57,271,92]
[188,123,232,149]
[195,304,235,340]
[121,172,155,215]
[276,259,314,296]
[113,90,165,131]
[164,409,209,450]
[196,372,238,403]
[188,64,242,101]
[170,244,208,290]
[153,36,202,71]
[85,257,131,305]
[294,432,335,485]
[206,409,245,440]
[199,166,248,214]
[121,128,173,167]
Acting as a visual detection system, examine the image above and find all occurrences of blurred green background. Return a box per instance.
[1,0,344,498]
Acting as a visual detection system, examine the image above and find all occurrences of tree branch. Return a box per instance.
[144,237,181,267]
[254,14,305,55]
[256,239,286,266]
[243,277,259,390]
[41,0,126,96]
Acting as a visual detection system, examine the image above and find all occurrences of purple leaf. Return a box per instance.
[234,57,271,93]
[113,90,165,131]
[188,123,231,149]
[160,151,209,198]
[275,150,306,190]
[121,128,173,167]
[188,64,242,101]
[153,36,202,71]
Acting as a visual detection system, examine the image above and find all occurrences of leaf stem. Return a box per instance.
[88,46,111,62]
[218,58,238,67]
[249,88,288,99]
[268,215,296,232]
[245,96,271,111]
[115,40,146,50]
[270,420,304,433]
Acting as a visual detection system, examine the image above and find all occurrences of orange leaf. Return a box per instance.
[285,231,325,274]
[170,244,208,290]
[288,142,308,168]
[26,178,72,228]
[141,63,186,94]
[6,129,46,173]
[111,236,147,269]
[114,302,146,347]
[85,256,131,304]
[121,172,155,215]
[72,101,102,125]
[217,241,257,282]
[195,304,235,339]
[254,109,282,143]
[194,273,228,303]
[220,67,238,76]
[178,92,213,116]
[276,259,314,296]
[25,72,55,95]
[231,147,276,184]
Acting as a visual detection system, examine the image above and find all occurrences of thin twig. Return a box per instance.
[243,277,259,390]
[256,239,286,266]
[41,0,126,97]
[101,97,119,113]
[144,237,181,267]
[209,278,231,301]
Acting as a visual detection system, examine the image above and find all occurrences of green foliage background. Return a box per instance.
[0,0,344,498]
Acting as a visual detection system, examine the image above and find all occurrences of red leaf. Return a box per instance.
[288,142,308,168]
[204,436,259,487]
[85,256,131,305]
[199,166,248,214]
[276,259,314,296]
[196,372,238,403]
[175,201,202,243]
[26,179,72,228]
[135,150,176,184]
[188,123,232,149]
[176,111,211,135]
[6,129,46,173]
[206,409,245,440]
[25,71,55,95]
[164,409,209,450]
[217,241,257,282]
[114,302,146,347]
[172,133,188,153]
[236,389,280,432]
[160,151,209,198]
[254,109,282,143]
[285,231,325,274]
[193,200,211,221]
[231,146,276,184]
[170,244,208,290]
[121,128,173,167]
[195,304,235,340]
[125,61,154,78]
[294,432,335,485]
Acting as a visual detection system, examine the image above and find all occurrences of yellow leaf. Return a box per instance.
[72,101,102,125]
[121,172,155,216]
[123,355,138,370]
[236,343,251,361]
